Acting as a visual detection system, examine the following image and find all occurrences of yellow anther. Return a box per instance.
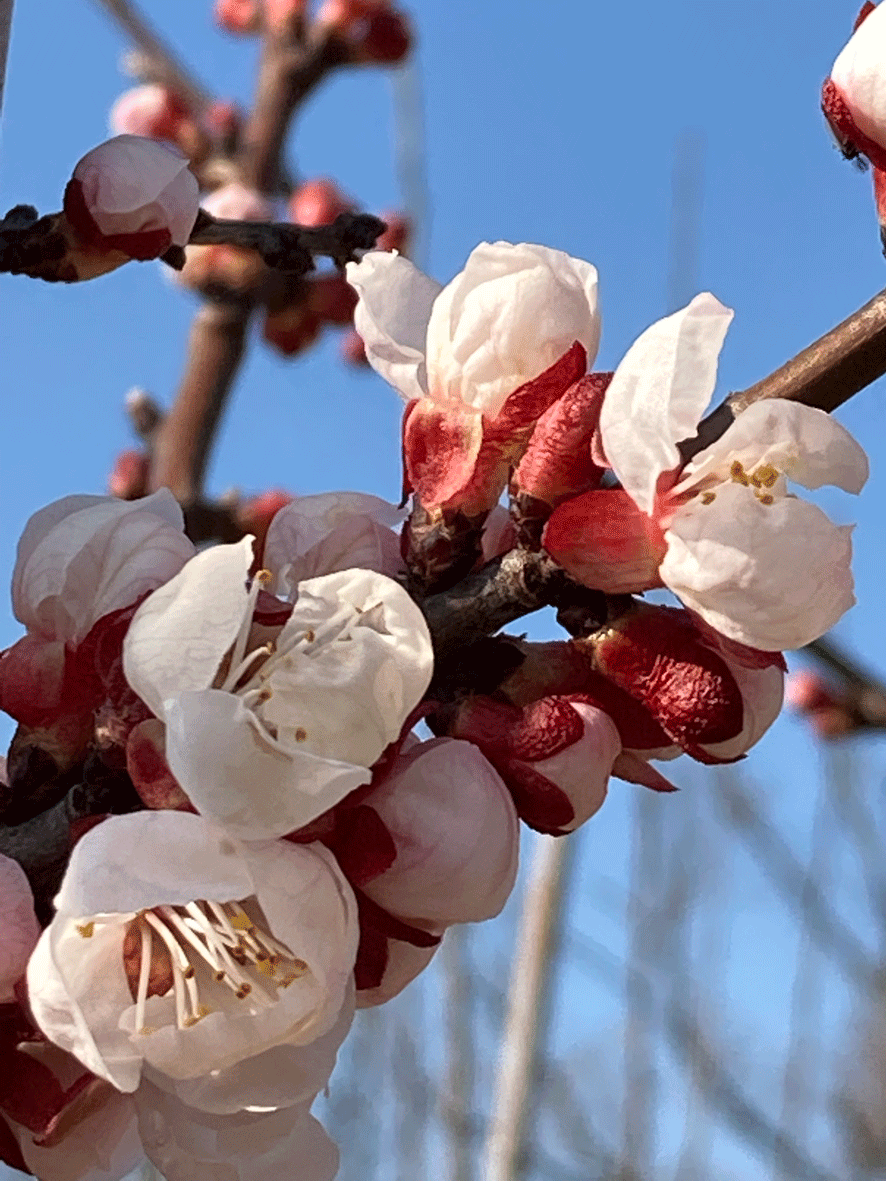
[294,727,308,742]
[304,629,315,643]
[256,569,273,585]
[730,461,749,486]
[235,984,252,999]
[76,922,95,938]
[756,492,774,506]
[229,914,253,932]
[750,463,779,489]
[700,491,716,505]
[183,965,195,979]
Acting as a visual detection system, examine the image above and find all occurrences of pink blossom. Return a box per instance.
[0,854,39,1002]
[109,86,191,143]
[362,737,519,925]
[444,696,621,835]
[64,136,200,260]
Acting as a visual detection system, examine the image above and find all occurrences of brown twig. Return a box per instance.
[149,302,250,501]
[91,0,212,113]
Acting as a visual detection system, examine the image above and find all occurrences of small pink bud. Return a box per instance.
[265,0,309,32]
[317,0,411,63]
[237,490,294,562]
[64,135,200,259]
[374,211,411,253]
[340,329,370,366]
[786,669,842,713]
[215,0,260,34]
[109,85,191,142]
[309,274,358,325]
[289,178,355,226]
[107,450,149,501]
[262,302,323,356]
[178,182,272,295]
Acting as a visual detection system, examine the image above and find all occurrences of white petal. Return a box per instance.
[831,2,886,150]
[425,241,600,417]
[146,984,354,1113]
[165,690,371,839]
[262,569,433,765]
[701,660,784,760]
[347,251,442,400]
[529,703,621,832]
[136,1088,340,1181]
[13,490,191,643]
[662,484,856,650]
[678,399,869,494]
[0,852,40,1001]
[264,491,404,592]
[364,738,519,925]
[123,537,253,719]
[74,135,200,246]
[54,811,254,917]
[600,293,733,514]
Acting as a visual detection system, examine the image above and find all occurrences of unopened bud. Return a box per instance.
[289,178,355,226]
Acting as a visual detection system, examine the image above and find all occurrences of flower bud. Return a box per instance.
[109,86,191,143]
[215,0,260,34]
[64,136,200,261]
[825,1,886,168]
[289,178,355,227]
[179,182,272,295]
[443,695,621,835]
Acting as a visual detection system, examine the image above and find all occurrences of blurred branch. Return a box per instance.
[0,0,13,120]
[805,636,886,731]
[483,835,575,1181]
[187,208,386,272]
[441,927,476,1181]
[91,0,212,112]
[716,775,876,987]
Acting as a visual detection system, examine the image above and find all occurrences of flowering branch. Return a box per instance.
[423,283,886,660]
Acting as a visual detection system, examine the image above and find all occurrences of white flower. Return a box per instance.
[347,241,600,414]
[830,2,886,152]
[263,492,404,596]
[548,294,869,651]
[123,538,433,838]
[27,811,358,1093]
[69,135,200,249]
[12,490,195,646]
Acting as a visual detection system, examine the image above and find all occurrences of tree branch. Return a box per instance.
[0,0,14,122]
[91,0,212,112]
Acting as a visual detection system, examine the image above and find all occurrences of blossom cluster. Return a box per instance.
[0,230,868,1178]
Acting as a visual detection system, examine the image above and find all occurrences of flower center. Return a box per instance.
[80,898,308,1036]
[698,460,780,507]
[215,569,373,746]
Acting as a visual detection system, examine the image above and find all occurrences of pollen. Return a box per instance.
[700,491,716,505]
[730,461,750,486]
[755,492,774,506]
[294,727,308,742]
[76,922,95,938]
[750,463,778,489]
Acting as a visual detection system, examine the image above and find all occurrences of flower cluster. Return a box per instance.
[2,237,868,1180]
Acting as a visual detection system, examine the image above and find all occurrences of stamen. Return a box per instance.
[135,919,152,1035]
[219,569,273,693]
[750,463,778,489]
[730,461,749,486]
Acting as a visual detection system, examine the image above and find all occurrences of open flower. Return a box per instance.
[28,811,358,1094]
[123,538,433,838]
[544,294,868,650]
[348,242,600,518]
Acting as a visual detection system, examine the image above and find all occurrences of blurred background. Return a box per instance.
[4,1,886,1177]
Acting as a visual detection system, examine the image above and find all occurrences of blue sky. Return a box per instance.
[3,1,886,1176]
